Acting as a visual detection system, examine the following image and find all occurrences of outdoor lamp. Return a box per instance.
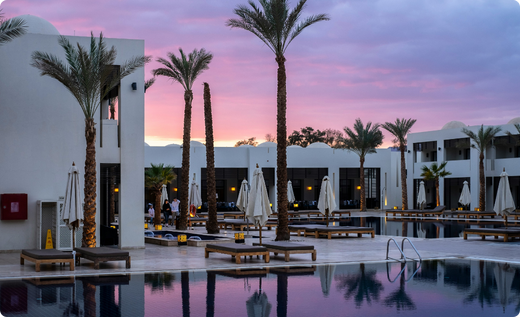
[178,234,187,246]
[231,187,236,191]
[198,206,201,209]
[294,203,299,208]
[394,206,398,210]
[114,188,119,192]
[131,82,137,90]
[270,203,273,207]
[357,186,361,190]
[174,188,178,192]
[307,186,312,191]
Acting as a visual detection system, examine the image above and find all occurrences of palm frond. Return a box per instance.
[461,125,501,153]
[145,78,156,92]
[0,11,27,46]
[339,118,384,159]
[381,118,417,147]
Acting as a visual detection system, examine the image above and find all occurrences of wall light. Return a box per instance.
[131,82,137,90]
[231,187,236,192]
[114,188,119,192]
[307,186,312,191]
[356,186,361,190]
[393,206,398,210]
[294,203,299,208]
[173,188,178,192]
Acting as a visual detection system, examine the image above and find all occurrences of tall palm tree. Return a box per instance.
[335,263,384,308]
[420,161,451,207]
[382,118,417,210]
[31,33,150,247]
[152,48,213,230]
[339,119,384,211]
[227,0,329,240]
[203,82,218,234]
[145,163,176,226]
[461,125,501,211]
[0,10,27,46]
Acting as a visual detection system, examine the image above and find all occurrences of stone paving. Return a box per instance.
[1,211,519,280]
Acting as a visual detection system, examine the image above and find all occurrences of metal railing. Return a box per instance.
[386,237,422,263]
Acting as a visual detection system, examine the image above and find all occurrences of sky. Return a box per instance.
[3,0,520,147]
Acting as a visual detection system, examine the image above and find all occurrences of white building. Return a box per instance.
[407,119,520,211]
[0,16,145,251]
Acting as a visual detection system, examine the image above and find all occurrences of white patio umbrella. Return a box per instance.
[287,180,296,204]
[62,162,83,249]
[160,184,169,205]
[417,181,426,210]
[317,176,336,227]
[246,291,272,317]
[189,174,202,229]
[237,179,251,236]
[494,263,515,313]
[318,264,336,297]
[246,166,272,245]
[493,168,515,227]
[458,181,471,210]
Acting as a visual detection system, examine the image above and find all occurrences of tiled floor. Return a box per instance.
[1,211,519,280]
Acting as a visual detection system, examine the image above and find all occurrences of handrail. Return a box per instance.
[401,238,422,262]
[386,238,406,263]
[386,260,422,283]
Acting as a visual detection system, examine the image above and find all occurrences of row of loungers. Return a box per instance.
[217,219,277,231]
[463,227,520,242]
[289,224,375,239]
[20,247,130,272]
[205,241,316,264]
[385,205,446,217]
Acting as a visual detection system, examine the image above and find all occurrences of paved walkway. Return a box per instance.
[1,211,519,280]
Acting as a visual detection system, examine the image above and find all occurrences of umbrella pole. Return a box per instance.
[326,208,329,227]
[505,216,508,228]
[259,226,262,245]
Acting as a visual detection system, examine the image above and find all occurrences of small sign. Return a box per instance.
[45,230,53,249]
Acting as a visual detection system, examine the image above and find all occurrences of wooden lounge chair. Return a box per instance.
[74,247,130,269]
[205,243,269,264]
[386,205,445,217]
[463,228,520,242]
[307,226,375,239]
[20,249,74,272]
[253,241,316,262]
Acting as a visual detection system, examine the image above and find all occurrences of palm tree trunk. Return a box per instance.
[479,152,485,211]
[179,90,193,230]
[181,271,190,317]
[154,187,162,226]
[204,83,218,234]
[275,55,289,241]
[435,179,440,206]
[400,146,408,210]
[83,118,97,248]
[360,157,366,211]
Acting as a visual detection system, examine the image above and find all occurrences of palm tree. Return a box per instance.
[152,48,213,230]
[461,125,501,211]
[31,33,150,247]
[382,118,417,210]
[203,82,218,234]
[227,0,329,240]
[339,119,384,211]
[0,10,27,46]
[145,163,176,226]
[335,263,384,308]
[420,161,451,207]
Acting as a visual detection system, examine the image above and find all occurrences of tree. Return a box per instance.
[31,33,150,247]
[145,163,176,226]
[381,118,417,210]
[335,263,384,308]
[287,126,326,147]
[153,48,213,230]
[265,133,276,143]
[420,161,451,207]
[204,83,218,234]
[227,0,329,240]
[323,128,343,148]
[235,137,258,147]
[338,119,383,211]
[461,125,501,211]
[0,10,26,46]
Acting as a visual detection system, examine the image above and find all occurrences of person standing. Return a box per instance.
[162,199,172,227]
[171,198,180,227]
[147,203,154,224]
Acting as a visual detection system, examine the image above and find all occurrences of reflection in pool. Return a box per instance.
[1,259,519,316]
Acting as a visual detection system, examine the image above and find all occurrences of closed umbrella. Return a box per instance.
[246,166,272,245]
[237,179,250,235]
[493,168,515,227]
[189,174,202,229]
[494,263,515,313]
[417,181,426,210]
[318,264,336,297]
[62,162,83,250]
[317,176,336,227]
[458,181,471,210]
[246,291,272,317]
[287,180,296,204]
[160,184,169,206]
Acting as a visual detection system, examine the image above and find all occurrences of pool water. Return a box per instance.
[1,259,519,316]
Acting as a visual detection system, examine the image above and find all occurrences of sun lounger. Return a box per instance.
[288,224,326,236]
[218,219,277,231]
[463,228,520,242]
[253,241,316,262]
[205,243,269,264]
[306,226,375,239]
[386,205,445,217]
[74,247,130,269]
[20,249,74,272]
[443,210,497,219]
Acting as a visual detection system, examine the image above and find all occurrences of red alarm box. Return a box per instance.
[1,194,28,220]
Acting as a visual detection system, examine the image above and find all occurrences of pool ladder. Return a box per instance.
[386,238,422,263]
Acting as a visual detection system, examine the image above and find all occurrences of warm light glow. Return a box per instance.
[394,206,398,210]
[144,223,148,229]
[110,225,116,229]
[231,187,236,191]
[174,188,178,192]
[270,203,273,207]
[294,203,299,208]
[475,207,479,211]
[114,188,119,192]
[356,186,361,190]
[155,224,162,230]
[198,206,201,209]
[307,186,312,191]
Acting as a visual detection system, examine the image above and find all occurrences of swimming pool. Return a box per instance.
[1,259,518,316]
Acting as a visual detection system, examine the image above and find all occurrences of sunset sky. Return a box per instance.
[3,0,520,147]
